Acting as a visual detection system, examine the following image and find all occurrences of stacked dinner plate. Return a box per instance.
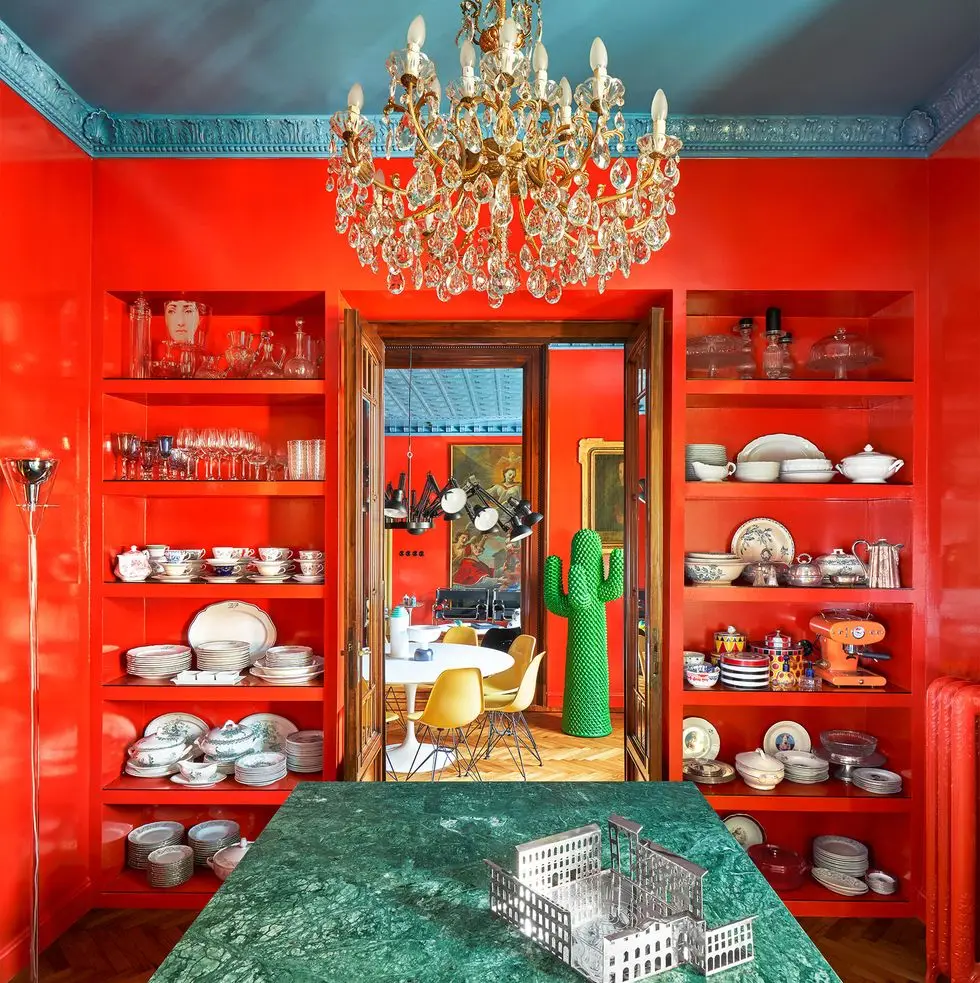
[250,655,325,684]
[187,819,240,867]
[127,821,184,870]
[194,640,252,672]
[720,653,770,690]
[265,645,313,668]
[146,845,194,888]
[779,458,834,484]
[685,443,727,481]
[126,644,192,679]
[852,767,903,795]
[813,835,869,879]
[811,867,869,897]
[775,750,830,784]
[235,751,287,786]
[285,730,324,774]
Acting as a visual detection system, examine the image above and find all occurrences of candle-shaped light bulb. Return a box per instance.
[651,88,668,121]
[500,17,518,46]
[407,14,426,47]
[590,37,608,72]
[559,77,572,108]
[431,78,441,107]
[532,42,548,72]
[347,83,364,112]
[460,39,477,71]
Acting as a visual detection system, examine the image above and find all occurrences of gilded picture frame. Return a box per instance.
[579,437,625,551]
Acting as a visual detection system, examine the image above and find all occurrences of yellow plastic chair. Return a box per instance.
[442,625,479,647]
[480,653,545,779]
[406,667,486,781]
[385,711,400,780]
[483,634,538,702]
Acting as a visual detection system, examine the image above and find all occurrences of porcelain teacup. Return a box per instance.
[298,550,324,561]
[184,548,206,561]
[258,547,293,562]
[252,560,294,577]
[177,760,218,784]
[164,549,189,563]
[211,562,244,576]
[145,544,168,559]
[162,562,192,578]
[213,547,254,560]
[299,560,324,576]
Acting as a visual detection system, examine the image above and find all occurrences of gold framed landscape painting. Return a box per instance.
[449,443,523,589]
[579,437,625,551]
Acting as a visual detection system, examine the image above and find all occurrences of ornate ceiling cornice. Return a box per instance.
[0,18,976,159]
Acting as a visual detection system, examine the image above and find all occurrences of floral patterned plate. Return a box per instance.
[239,713,298,752]
[730,517,795,563]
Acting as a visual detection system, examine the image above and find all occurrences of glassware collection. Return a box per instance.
[685,307,880,381]
[126,296,323,380]
[109,431,325,481]
[113,545,326,585]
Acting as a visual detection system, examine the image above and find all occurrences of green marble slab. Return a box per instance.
[151,782,840,983]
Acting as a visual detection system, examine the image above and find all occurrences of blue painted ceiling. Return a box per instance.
[0,0,976,117]
[384,368,523,434]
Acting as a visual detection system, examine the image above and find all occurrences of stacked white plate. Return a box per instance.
[779,458,834,484]
[265,645,314,668]
[235,751,287,786]
[775,750,830,784]
[187,819,240,867]
[194,640,252,672]
[127,821,184,870]
[813,835,869,878]
[250,656,325,684]
[285,730,324,774]
[126,644,192,679]
[146,844,194,888]
[686,443,727,481]
[720,653,770,690]
[852,768,903,795]
[811,867,869,897]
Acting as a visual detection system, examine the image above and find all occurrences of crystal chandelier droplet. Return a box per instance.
[327,1,682,306]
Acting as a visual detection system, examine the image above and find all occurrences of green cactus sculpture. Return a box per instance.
[544,528,624,738]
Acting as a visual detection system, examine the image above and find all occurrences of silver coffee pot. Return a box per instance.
[852,539,904,589]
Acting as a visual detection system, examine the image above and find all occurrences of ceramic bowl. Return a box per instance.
[683,651,707,668]
[734,461,781,482]
[685,664,720,689]
[684,559,747,585]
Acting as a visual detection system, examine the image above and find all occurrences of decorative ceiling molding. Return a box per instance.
[385,423,523,435]
[0,18,975,159]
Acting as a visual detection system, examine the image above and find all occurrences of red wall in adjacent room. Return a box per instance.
[546,348,626,708]
[385,435,519,619]
[928,115,980,682]
[0,86,92,978]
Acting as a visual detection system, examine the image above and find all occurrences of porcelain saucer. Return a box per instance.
[170,773,228,787]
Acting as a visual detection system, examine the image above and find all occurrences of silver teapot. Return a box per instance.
[852,539,904,589]
[782,553,824,588]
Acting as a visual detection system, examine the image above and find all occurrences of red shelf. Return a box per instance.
[101,480,325,497]
[779,882,913,918]
[101,581,325,599]
[685,482,912,501]
[102,379,325,405]
[685,379,914,404]
[102,773,316,805]
[103,676,325,701]
[98,868,217,910]
[680,682,913,707]
[683,586,918,602]
[699,776,911,812]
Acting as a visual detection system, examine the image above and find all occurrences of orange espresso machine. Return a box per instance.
[809,610,890,687]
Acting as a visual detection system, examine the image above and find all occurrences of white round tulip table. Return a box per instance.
[384,643,513,775]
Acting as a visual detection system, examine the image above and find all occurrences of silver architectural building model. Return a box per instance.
[487,815,755,980]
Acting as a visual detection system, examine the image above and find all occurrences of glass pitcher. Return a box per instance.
[283,318,317,379]
[194,354,226,379]
[224,329,259,379]
[248,331,286,379]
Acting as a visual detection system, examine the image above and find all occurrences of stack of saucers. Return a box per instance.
[235,751,287,786]
[127,821,184,870]
[250,655,325,684]
[852,767,903,795]
[813,835,869,879]
[811,867,869,897]
[775,750,830,784]
[779,458,834,484]
[265,645,313,668]
[126,644,192,679]
[188,819,240,867]
[720,653,770,690]
[686,443,727,481]
[194,640,252,672]
[146,844,194,888]
[285,730,324,774]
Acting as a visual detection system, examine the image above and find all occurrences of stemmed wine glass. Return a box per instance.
[139,440,159,480]
[203,428,224,480]
[157,435,174,480]
[228,428,248,480]
[246,438,269,480]
[122,434,142,480]
[110,432,136,479]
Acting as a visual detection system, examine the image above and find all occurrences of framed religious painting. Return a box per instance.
[449,444,522,589]
[579,438,625,551]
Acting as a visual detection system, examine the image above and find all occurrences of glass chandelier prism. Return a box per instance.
[327,0,682,308]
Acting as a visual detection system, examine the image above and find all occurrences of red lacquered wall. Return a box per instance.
[928,115,980,681]
[0,87,92,977]
[546,348,626,708]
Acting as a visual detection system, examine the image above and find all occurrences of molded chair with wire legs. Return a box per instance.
[477,653,545,780]
[406,667,485,781]
[483,634,538,703]
[481,626,521,653]
[385,711,401,780]
[442,625,479,646]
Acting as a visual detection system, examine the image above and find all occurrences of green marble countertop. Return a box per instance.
[152,782,840,983]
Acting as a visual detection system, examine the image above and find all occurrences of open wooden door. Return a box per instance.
[342,310,386,780]
[623,310,665,780]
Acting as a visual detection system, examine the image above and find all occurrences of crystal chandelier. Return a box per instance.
[326,0,682,307]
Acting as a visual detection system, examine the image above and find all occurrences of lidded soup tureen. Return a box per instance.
[197,720,262,760]
[735,748,785,790]
[208,837,252,882]
[128,730,190,767]
[836,444,904,484]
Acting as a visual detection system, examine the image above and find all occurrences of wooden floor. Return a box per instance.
[16,910,926,983]
[394,708,626,781]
